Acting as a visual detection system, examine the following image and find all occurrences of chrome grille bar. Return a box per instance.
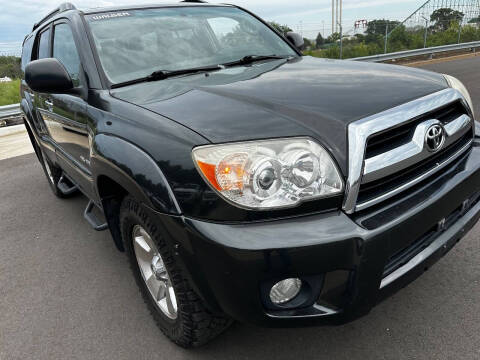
[356,140,472,211]
[343,88,473,214]
[362,114,471,183]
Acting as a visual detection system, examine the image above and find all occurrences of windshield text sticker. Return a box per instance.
[90,12,132,21]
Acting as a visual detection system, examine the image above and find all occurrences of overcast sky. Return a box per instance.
[0,0,422,44]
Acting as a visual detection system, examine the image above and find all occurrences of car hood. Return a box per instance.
[111,56,448,173]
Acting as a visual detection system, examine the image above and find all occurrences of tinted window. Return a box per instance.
[21,36,34,72]
[53,23,81,86]
[38,29,51,59]
[87,7,297,84]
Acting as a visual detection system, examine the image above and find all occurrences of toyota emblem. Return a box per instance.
[425,124,445,152]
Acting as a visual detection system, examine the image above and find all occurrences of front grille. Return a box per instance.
[344,89,475,214]
[358,129,473,205]
[356,99,473,211]
[366,101,466,159]
[382,190,480,278]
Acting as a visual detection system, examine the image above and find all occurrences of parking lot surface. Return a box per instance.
[0,56,479,359]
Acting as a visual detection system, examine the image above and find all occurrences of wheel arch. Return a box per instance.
[92,134,182,251]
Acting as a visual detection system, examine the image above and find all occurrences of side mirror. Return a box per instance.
[25,58,76,94]
[286,32,305,51]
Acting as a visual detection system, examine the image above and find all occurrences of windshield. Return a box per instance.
[86,6,298,84]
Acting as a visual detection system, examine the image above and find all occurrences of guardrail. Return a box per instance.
[350,41,480,63]
[0,103,21,120]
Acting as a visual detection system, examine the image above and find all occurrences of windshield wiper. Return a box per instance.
[111,65,223,88]
[222,54,290,67]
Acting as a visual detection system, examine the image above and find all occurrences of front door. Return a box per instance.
[35,21,94,197]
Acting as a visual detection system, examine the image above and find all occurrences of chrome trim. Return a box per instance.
[356,140,472,211]
[343,88,473,214]
[444,114,471,137]
[266,304,338,319]
[362,115,471,183]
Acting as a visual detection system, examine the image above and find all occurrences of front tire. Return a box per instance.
[120,196,232,348]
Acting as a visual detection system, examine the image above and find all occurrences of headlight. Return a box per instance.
[192,138,344,210]
[444,74,474,117]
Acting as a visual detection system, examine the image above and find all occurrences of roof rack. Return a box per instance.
[32,2,77,31]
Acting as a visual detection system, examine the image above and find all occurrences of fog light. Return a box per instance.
[269,278,302,305]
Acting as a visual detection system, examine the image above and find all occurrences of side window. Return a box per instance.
[37,29,51,59]
[21,36,34,72]
[53,23,81,86]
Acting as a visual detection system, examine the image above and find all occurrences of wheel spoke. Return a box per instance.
[146,274,160,295]
[156,281,167,302]
[165,281,177,315]
[134,235,151,254]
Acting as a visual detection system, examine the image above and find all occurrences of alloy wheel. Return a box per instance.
[132,225,178,319]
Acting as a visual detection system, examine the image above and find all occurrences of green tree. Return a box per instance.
[0,56,22,79]
[303,38,313,49]
[268,22,293,34]
[430,8,464,32]
[366,20,400,36]
[315,33,325,48]
[326,32,340,43]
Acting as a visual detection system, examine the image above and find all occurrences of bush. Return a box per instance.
[0,79,21,106]
[305,21,480,60]
[0,56,22,79]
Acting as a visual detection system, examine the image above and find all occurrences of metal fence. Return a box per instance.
[0,104,21,120]
[350,40,480,62]
[301,19,480,60]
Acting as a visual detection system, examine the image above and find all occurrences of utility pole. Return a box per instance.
[384,22,388,54]
[332,0,335,35]
[337,0,343,59]
[336,0,339,33]
[457,22,462,43]
[422,16,428,48]
[339,0,342,33]
[339,22,343,59]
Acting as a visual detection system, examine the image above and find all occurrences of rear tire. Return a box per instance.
[120,195,232,348]
[39,150,70,198]
[24,120,77,199]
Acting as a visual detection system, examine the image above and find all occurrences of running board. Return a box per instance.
[84,200,108,231]
[57,174,78,196]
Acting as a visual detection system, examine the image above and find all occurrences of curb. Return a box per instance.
[0,124,26,137]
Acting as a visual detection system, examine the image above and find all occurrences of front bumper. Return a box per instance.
[153,144,480,327]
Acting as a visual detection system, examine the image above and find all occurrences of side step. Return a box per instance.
[84,200,109,231]
[57,174,78,196]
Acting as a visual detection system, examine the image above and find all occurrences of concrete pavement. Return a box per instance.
[0,153,479,359]
[0,124,33,160]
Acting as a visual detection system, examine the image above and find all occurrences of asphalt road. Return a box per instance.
[1,56,479,360]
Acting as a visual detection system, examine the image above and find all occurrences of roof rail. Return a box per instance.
[180,0,208,3]
[32,2,77,31]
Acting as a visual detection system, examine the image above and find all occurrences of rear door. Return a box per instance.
[34,20,94,198]
[32,26,53,138]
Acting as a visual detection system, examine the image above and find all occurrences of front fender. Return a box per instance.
[91,134,181,215]
[20,98,36,134]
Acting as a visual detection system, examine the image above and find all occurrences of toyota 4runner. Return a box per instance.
[20,1,479,348]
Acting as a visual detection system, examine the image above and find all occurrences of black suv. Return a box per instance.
[20,1,479,348]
